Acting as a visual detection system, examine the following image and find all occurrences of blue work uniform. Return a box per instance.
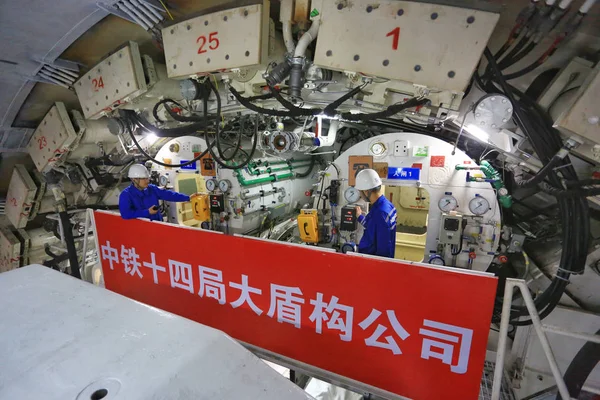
[357,195,397,258]
[119,184,190,221]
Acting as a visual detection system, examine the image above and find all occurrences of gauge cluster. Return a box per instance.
[436,192,493,217]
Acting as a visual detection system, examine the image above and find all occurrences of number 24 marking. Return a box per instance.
[386,27,401,50]
[92,76,104,92]
[197,32,220,54]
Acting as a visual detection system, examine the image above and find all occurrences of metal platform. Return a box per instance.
[0,265,313,400]
[480,361,517,400]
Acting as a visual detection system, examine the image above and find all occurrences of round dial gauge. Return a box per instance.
[344,187,361,203]
[369,142,387,157]
[218,179,232,193]
[205,179,217,192]
[428,255,445,266]
[438,195,458,212]
[158,175,169,187]
[469,196,490,215]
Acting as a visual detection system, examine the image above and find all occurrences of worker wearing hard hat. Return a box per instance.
[354,169,397,258]
[119,164,194,221]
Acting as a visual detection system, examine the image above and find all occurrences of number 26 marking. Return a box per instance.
[197,32,220,54]
[386,27,401,50]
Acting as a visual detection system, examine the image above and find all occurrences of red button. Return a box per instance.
[469,252,477,260]
[499,255,508,263]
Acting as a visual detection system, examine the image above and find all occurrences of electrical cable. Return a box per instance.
[483,47,589,325]
[295,157,316,178]
[497,36,531,69]
[556,328,600,400]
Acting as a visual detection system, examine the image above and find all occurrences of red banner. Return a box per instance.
[94,211,497,400]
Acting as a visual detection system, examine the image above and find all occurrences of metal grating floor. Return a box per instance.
[480,361,517,400]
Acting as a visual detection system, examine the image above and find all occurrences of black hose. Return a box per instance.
[295,157,316,178]
[340,98,428,121]
[59,211,81,279]
[125,112,211,168]
[497,36,530,69]
[512,148,568,188]
[208,113,259,170]
[499,41,536,70]
[322,84,364,116]
[503,59,544,80]
[483,47,589,324]
[135,112,210,137]
[229,86,301,117]
[556,329,600,400]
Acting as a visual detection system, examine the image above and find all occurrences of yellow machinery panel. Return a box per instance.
[298,210,319,244]
[192,195,211,222]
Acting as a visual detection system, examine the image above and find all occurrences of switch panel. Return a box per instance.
[209,194,225,213]
[439,214,463,245]
[340,206,358,232]
[394,140,409,156]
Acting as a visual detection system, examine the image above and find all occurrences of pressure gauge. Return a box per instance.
[205,179,217,192]
[344,187,361,203]
[158,175,169,187]
[369,142,387,157]
[469,196,490,216]
[218,179,232,193]
[438,195,458,212]
[428,255,445,266]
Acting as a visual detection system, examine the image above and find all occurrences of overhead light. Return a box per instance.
[145,133,158,145]
[465,124,489,143]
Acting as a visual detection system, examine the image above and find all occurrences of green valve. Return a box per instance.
[310,8,319,17]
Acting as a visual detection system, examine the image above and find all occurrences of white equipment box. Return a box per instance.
[162,2,270,79]
[0,265,313,400]
[5,165,37,229]
[74,42,148,119]
[26,102,79,173]
[314,0,499,91]
[0,225,20,273]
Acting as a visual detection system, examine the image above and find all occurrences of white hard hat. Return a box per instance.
[354,169,382,190]
[128,164,150,179]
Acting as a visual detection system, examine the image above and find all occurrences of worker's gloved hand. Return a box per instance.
[149,205,159,215]
[355,206,362,217]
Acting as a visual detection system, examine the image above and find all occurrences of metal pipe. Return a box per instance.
[580,0,596,13]
[80,209,91,280]
[37,71,70,88]
[42,65,76,83]
[118,2,150,30]
[294,18,320,58]
[123,0,154,27]
[491,281,515,400]
[131,0,160,24]
[280,0,295,53]
[136,0,163,22]
[543,324,600,344]
[513,280,571,399]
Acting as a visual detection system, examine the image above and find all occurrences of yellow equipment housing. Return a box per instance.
[298,209,320,244]
[191,194,211,222]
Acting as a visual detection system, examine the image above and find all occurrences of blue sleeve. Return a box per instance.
[152,186,191,202]
[358,214,377,255]
[375,213,392,257]
[119,191,150,220]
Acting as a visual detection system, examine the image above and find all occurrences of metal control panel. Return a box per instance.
[340,206,357,231]
[73,42,147,119]
[26,103,79,173]
[314,0,499,91]
[210,194,225,213]
[439,214,463,245]
[162,3,269,79]
[5,165,38,229]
